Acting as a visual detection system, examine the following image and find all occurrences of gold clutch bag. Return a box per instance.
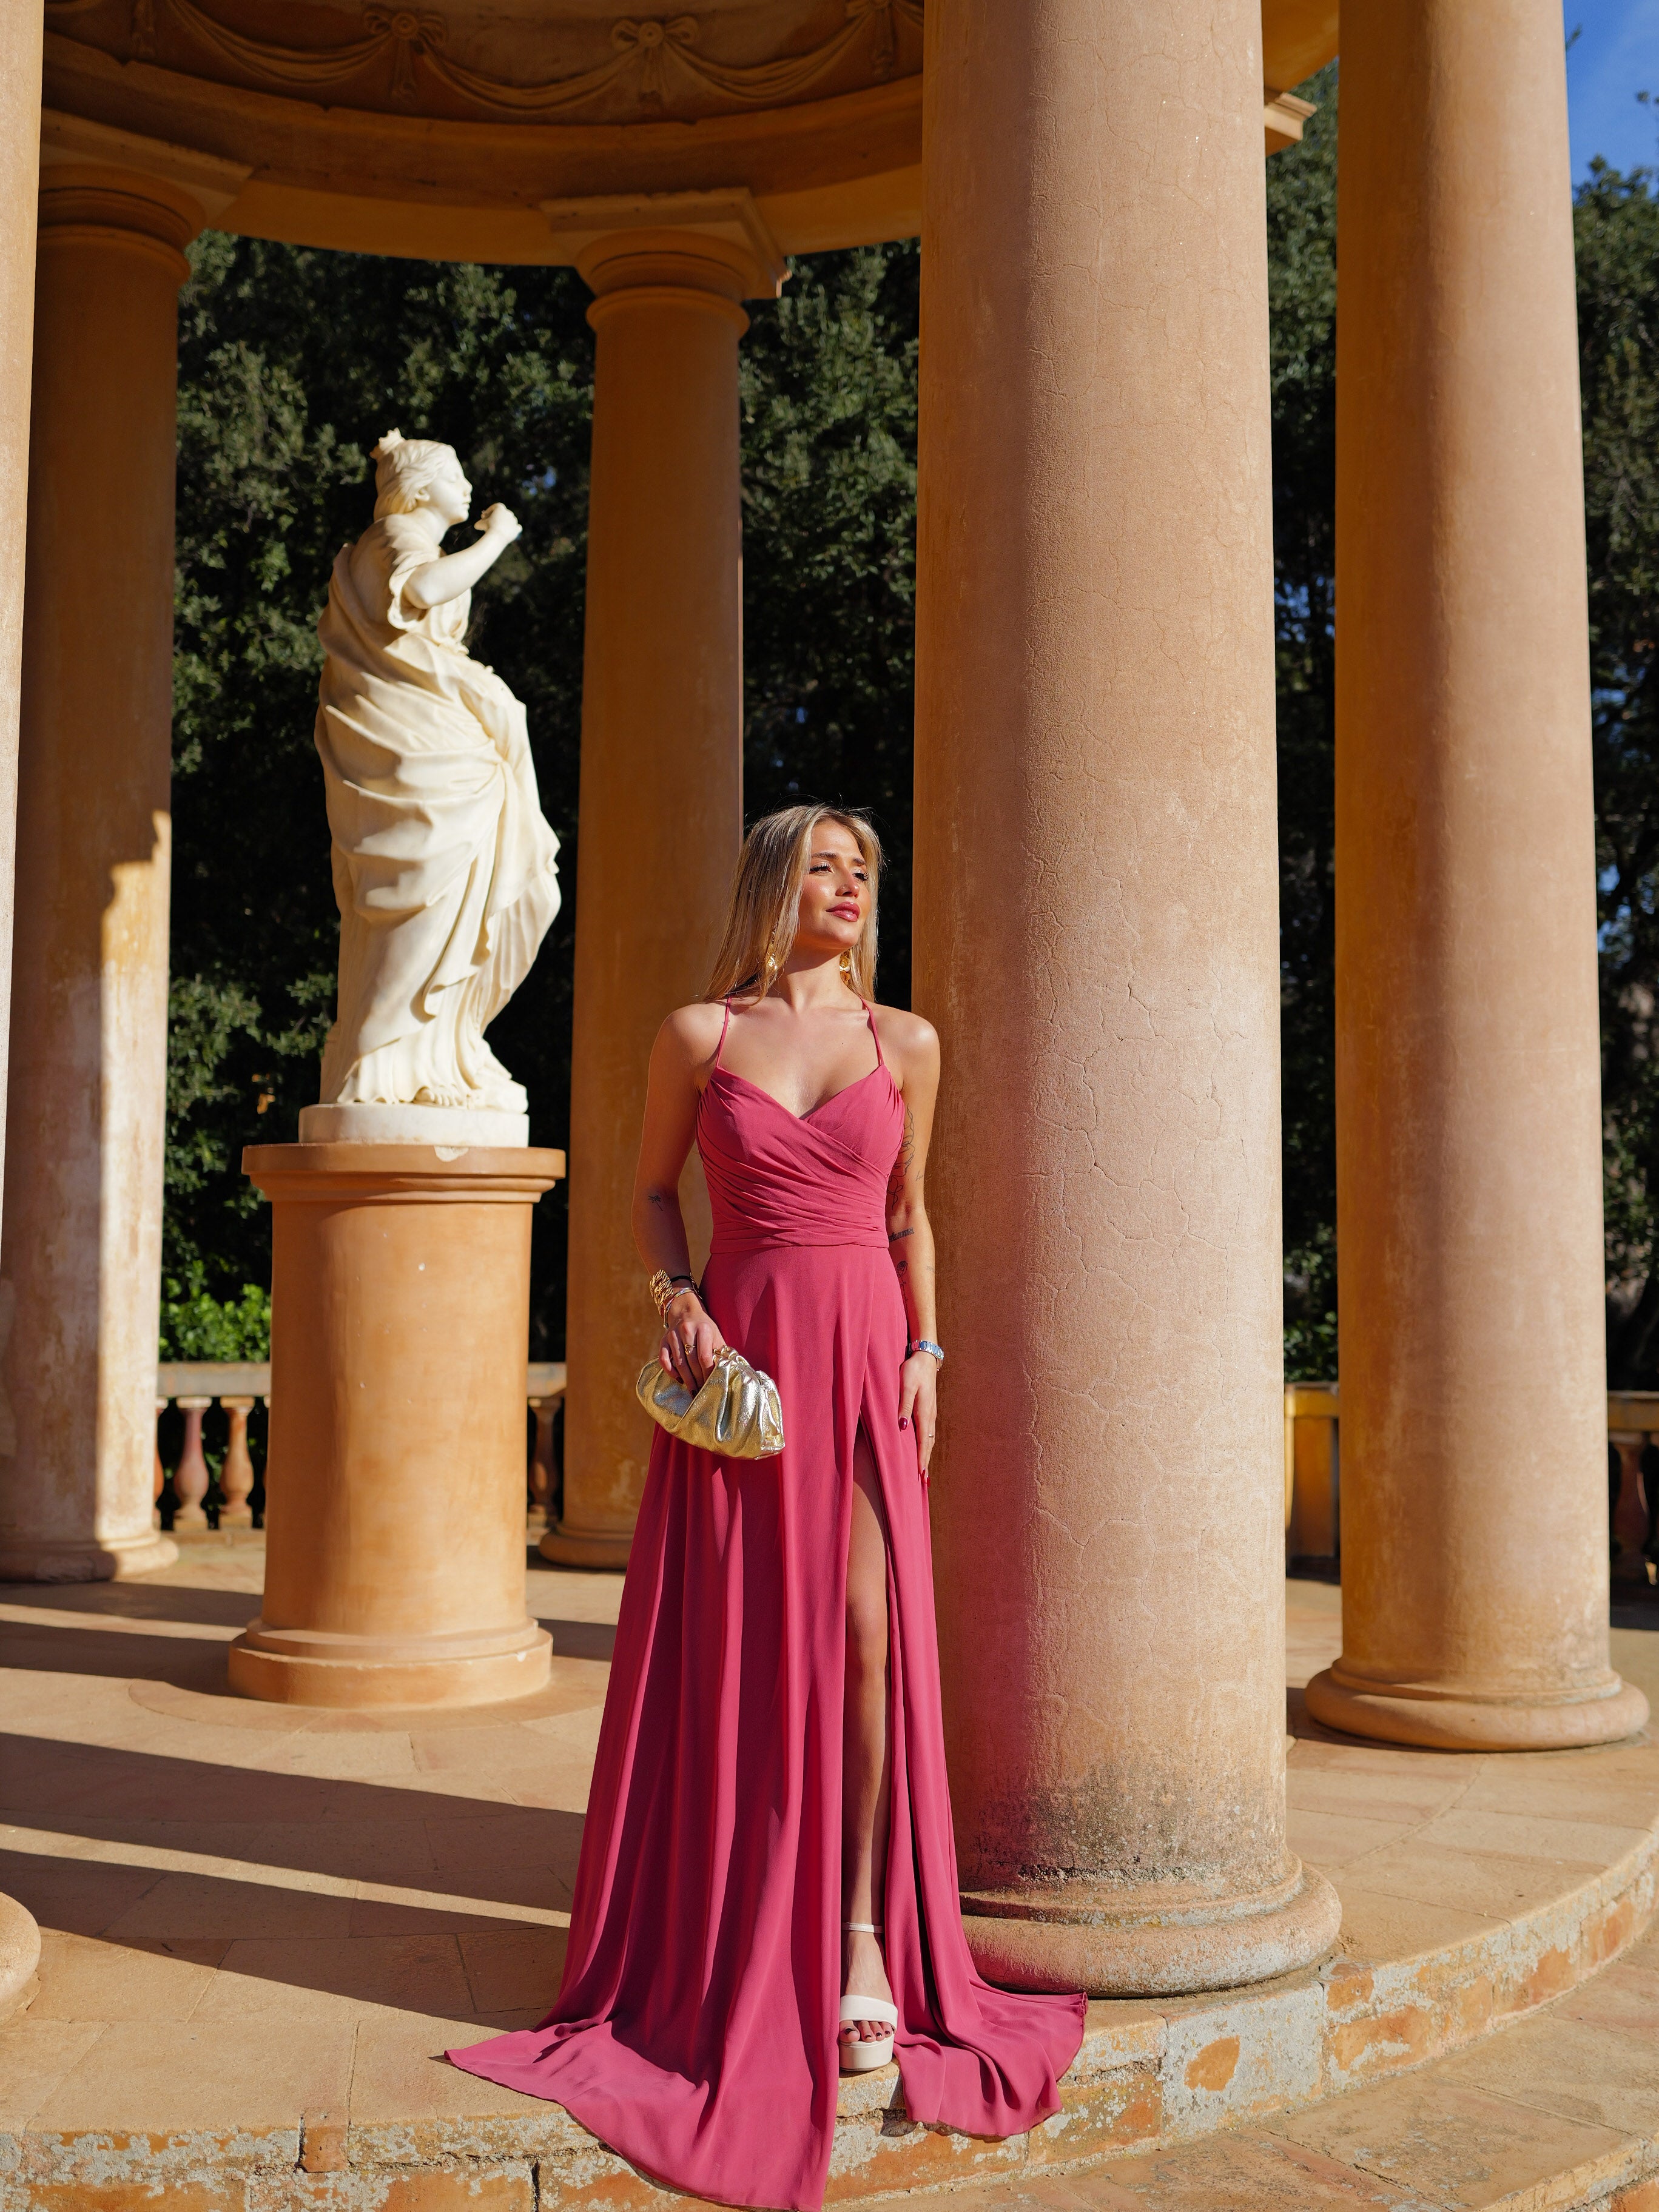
[634,1344,785,1460]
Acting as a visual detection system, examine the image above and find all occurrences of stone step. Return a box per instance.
[928,1915,1659,2211]
[2,1568,1656,2210]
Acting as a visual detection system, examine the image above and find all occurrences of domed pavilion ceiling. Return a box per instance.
[38,0,1334,265]
[43,0,922,126]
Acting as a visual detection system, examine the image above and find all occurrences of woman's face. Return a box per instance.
[793,822,870,965]
[426,457,473,530]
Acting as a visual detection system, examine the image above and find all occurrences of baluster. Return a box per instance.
[153,1396,168,1530]
[1610,1430,1651,1582]
[254,1393,271,1525]
[218,1396,256,1527]
[528,1394,560,1532]
[173,1395,213,1531]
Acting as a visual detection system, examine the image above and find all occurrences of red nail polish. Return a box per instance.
[898,1416,909,1430]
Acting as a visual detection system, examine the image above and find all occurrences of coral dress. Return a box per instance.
[448,1005,1085,2211]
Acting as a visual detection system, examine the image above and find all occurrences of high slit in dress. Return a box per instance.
[448,1003,1086,2211]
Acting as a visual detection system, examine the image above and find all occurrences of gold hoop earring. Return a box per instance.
[764,949,779,988]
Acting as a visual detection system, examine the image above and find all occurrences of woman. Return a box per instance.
[449,807,1084,2211]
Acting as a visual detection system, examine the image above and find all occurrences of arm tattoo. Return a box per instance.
[887,1227,915,1242]
[886,1111,917,1209]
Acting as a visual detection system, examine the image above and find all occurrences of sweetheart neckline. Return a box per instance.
[705,1062,897,1124]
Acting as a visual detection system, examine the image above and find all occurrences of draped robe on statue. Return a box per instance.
[315,513,561,1108]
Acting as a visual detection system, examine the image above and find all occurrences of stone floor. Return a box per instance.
[0,1549,1654,2209]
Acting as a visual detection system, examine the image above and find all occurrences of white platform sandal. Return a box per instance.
[839,1920,898,2074]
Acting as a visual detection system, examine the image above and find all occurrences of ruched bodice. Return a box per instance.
[698,1064,900,1254]
[450,998,1086,2210]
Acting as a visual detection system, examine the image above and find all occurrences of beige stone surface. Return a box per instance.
[2,1552,1657,2212]
[30,2014,356,2131]
[26,1931,224,2022]
[0,2015,103,2131]
[1270,2076,1630,2208]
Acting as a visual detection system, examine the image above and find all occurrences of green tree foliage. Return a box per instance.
[1267,66,1339,1379]
[1262,85,1659,1387]
[167,118,1658,1386]
[166,238,918,1357]
[740,246,919,996]
[169,240,594,1359]
[1581,162,1659,1383]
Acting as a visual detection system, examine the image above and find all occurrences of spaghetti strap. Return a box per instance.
[715,998,733,1069]
[862,1000,887,1071]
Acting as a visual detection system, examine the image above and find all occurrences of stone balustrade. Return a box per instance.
[1285,1382,1659,1583]
[153,1360,567,1534]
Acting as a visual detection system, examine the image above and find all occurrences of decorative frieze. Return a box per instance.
[52,0,923,120]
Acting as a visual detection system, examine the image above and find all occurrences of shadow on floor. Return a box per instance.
[0,1621,243,1689]
[0,1846,570,2023]
[536,1618,617,1662]
[0,1582,263,1630]
[1612,1578,1659,1632]
[0,1732,585,1912]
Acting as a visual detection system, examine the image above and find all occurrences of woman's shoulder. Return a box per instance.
[871,1004,939,1074]
[656,999,732,1067]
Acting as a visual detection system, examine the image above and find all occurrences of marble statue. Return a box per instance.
[309,431,560,1133]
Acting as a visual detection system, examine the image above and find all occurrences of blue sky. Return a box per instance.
[1566,1,1659,176]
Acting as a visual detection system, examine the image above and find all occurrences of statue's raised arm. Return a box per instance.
[306,430,560,1141]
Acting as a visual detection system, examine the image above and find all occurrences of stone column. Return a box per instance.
[914,0,1339,1991]
[0,0,41,1195]
[0,0,45,2027]
[0,156,207,1581]
[543,230,754,1569]
[1306,1,1648,1750]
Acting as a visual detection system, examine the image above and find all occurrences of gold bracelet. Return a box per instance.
[647,1269,698,1318]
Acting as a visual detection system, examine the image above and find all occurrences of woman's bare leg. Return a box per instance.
[842,1428,894,2048]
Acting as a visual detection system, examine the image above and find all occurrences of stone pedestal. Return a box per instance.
[915,0,1338,1993]
[547,228,755,1571]
[229,1143,562,1707]
[1307,0,1648,1753]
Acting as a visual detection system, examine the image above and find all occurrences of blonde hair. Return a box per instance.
[704,805,881,1002]
[370,428,459,520]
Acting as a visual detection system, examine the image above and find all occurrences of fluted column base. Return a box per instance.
[963,1863,1341,1997]
[1307,1664,1649,1752]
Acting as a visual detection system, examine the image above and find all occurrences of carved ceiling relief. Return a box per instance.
[44,0,922,121]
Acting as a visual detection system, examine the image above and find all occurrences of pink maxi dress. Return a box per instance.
[448,1004,1086,2211]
